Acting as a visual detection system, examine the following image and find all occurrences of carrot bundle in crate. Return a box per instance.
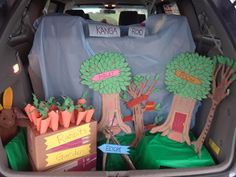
[24,95,95,135]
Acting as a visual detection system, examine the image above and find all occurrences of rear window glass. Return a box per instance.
[72,5,148,25]
[0,0,16,30]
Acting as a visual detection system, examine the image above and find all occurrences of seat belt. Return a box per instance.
[198,12,223,55]
[43,0,51,15]
[148,0,156,15]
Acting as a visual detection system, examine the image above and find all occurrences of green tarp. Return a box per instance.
[98,132,215,171]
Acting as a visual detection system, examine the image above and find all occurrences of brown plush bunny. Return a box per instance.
[0,109,18,145]
[0,87,29,145]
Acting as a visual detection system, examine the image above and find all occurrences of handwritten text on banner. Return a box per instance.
[46,144,90,167]
[45,124,90,150]
[92,70,120,81]
[89,24,120,37]
[128,27,145,38]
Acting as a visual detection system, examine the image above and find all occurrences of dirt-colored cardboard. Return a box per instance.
[27,120,97,171]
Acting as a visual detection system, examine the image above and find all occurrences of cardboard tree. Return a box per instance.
[151,53,214,145]
[192,55,236,154]
[80,52,132,134]
[121,74,159,147]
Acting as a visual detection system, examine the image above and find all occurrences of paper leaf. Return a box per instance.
[155,74,160,80]
[154,88,160,93]
[232,62,236,71]
[32,93,39,107]
[154,116,164,124]
[155,103,161,111]
[231,74,236,81]
[120,92,129,100]
[226,57,234,66]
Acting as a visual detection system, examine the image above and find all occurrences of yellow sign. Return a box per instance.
[46,144,90,167]
[209,138,220,155]
[45,124,90,150]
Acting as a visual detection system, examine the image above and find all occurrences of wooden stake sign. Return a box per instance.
[101,126,135,171]
[151,53,214,144]
[121,74,159,147]
[80,52,132,134]
[192,55,236,154]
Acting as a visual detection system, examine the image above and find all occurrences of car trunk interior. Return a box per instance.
[0,0,236,176]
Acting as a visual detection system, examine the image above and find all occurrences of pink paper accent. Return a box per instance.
[49,136,90,153]
[172,112,187,133]
[92,70,120,81]
[68,154,97,171]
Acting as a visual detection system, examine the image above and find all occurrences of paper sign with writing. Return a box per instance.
[45,124,90,150]
[92,70,120,81]
[98,144,130,154]
[46,144,90,167]
[128,27,145,38]
[88,24,120,37]
[49,136,90,153]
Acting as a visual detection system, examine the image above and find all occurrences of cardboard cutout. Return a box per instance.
[192,55,236,154]
[101,126,135,171]
[80,52,132,134]
[151,53,214,144]
[122,74,159,147]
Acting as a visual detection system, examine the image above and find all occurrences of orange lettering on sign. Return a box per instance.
[175,70,202,85]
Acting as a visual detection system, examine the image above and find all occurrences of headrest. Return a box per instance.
[84,13,90,20]
[65,10,85,17]
[119,11,139,26]
[138,14,146,23]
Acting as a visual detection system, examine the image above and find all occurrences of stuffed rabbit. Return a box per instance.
[0,87,28,145]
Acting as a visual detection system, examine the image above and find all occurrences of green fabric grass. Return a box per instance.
[4,128,31,171]
[98,132,215,171]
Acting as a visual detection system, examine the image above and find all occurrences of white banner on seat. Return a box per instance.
[128,26,145,38]
[88,24,120,37]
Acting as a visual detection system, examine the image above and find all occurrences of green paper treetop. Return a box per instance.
[80,52,131,94]
[165,53,214,100]
[213,55,236,82]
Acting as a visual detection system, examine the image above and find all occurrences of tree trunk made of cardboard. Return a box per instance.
[192,63,236,154]
[98,93,131,134]
[192,101,218,154]
[151,95,196,145]
[130,104,145,147]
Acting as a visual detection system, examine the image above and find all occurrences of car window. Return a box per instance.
[72,5,148,25]
[0,1,8,30]
[0,0,16,31]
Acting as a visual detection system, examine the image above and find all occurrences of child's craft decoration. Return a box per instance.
[76,92,95,125]
[27,119,97,171]
[98,144,130,155]
[80,52,132,134]
[151,53,214,145]
[121,74,160,147]
[24,94,94,134]
[0,87,28,145]
[101,125,135,171]
[192,55,236,154]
